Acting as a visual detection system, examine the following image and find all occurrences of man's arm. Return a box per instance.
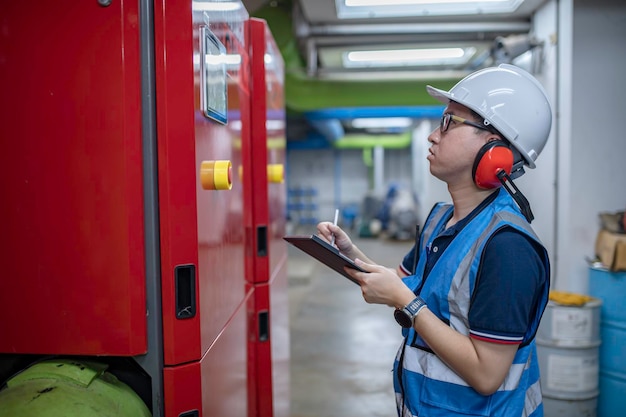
[347,261,520,395]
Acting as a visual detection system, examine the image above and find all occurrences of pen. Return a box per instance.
[330,208,339,247]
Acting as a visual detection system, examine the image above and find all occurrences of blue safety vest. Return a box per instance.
[394,191,549,417]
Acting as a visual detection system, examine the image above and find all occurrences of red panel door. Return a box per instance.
[247,18,290,417]
[163,361,203,417]
[247,18,288,285]
[162,289,251,417]
[0,0,146,355]
[262,22,289,292]
[201,288,252,417]
[255,28,289,415]
[153,0,202,367]
[154,2,253,415]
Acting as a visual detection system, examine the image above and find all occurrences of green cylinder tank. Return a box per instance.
[0,359,152,417]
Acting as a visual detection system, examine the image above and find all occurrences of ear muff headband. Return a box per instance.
[472,141,514,189]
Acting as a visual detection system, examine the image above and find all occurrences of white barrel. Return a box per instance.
[536,341,600,398]
[537,298,601,346]
[537,297,602,416]
[542,395,598,417]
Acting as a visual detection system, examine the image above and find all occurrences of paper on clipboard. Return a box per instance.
[283,234,366,286]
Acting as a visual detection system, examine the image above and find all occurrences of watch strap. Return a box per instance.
[394,296,427,328]
[404,296,426,317]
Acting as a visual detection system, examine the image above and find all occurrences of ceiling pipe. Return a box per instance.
[294,3,530,77]
[254,2,463,112]
[307,21,531,37]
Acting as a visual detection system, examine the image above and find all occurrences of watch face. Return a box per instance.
[394,308,413,328]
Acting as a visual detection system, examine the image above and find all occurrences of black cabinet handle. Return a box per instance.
[257,225,268,257]
[175,265,196,319]
[258,311,269,342]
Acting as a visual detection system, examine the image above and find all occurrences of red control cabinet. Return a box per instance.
[0,1,287,417]
[247,18,289,417]
[0,0,146,357]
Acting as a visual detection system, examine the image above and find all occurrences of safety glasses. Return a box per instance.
[440,113,491,133]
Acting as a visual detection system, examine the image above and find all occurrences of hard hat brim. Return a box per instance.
[426,85,452,104]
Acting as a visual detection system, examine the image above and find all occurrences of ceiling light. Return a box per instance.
[347,0,509,5]
[267,120,285,131]
[226,120,285,132]
[192,1,242,12]
[336,0,525,19]
[343,47,476,68]
[351,117,413,129]
[193,53,240,72]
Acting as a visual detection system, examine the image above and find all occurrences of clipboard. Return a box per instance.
[283,234,366,285]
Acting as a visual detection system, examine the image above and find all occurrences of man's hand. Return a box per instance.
[345,259,415,309]
[316,222,353,253]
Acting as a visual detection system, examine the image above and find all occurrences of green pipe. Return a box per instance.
[362,147,373,167]
[333,132,412,149]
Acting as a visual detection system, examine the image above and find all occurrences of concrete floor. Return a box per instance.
[287,235,414,417]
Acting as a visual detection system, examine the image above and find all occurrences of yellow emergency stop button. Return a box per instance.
[267,164,284,183]
[236,164,284,183]
[200,160,232,190]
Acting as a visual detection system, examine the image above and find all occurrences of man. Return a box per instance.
[317,64,551,416]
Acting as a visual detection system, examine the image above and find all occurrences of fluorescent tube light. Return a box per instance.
[192,1,242,12]
[193,53,241,71]
[337,0,524,18]
[227,120,285,132]
[346,0,510,6]
[267,120,285,131]
[343,47,475,68]
[352,117,413,129]
[205,54,241,66]
[194,53,275,71]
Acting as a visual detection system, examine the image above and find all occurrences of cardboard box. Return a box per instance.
[595,229,626,272]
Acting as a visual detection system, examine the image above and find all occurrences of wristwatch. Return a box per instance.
[394,296,427,328]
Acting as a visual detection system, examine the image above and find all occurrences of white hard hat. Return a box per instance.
[426,64,552,169]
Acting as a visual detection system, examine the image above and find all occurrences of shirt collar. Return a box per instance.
[441,189,501,237]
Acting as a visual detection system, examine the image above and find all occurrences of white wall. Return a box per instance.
[559,0,626,293]
[518,0,558,279]
[523,0,626,293]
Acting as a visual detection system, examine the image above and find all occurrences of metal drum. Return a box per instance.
[537,296,602,416]
[588,266,626,417]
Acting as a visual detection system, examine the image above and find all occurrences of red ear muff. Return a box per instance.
[472,141,514,189]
